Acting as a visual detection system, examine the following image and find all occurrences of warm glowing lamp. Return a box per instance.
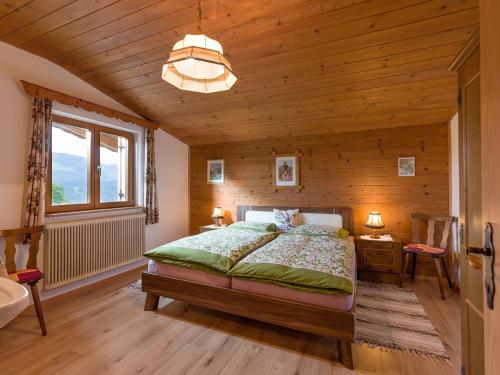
[161,1,237,93]
[365,211,385,239]
[211,207,224,226]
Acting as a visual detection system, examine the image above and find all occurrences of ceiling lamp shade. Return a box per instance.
[162,34,237,93]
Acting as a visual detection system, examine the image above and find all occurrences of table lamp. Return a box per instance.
[211,207,224,226]
[365,211,385,239]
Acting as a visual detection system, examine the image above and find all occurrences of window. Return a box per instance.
[47,115,135,213]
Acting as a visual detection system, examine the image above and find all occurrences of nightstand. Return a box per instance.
[199,224,227,233]
[355,235,403,285]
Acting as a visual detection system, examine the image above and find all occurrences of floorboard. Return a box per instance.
[0,268,460,375]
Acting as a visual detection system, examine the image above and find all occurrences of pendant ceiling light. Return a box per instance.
[162,0,237,93]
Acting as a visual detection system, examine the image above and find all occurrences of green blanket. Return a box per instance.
[144,227,278,273]
[228,234,354,295]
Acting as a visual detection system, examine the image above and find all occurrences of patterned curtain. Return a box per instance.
[144,128,159,224]
[23,98,52,228]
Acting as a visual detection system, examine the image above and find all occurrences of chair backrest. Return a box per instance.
[0,226,44,274]
[410,213,457,251]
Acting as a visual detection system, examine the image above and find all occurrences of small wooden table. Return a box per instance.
[199,224,227,233]
[355,235,403,285]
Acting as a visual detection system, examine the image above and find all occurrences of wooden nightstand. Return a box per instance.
[199,224,227,233]
[355,235,403,285]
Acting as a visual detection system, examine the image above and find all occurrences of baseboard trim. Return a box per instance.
[40,259,147,301]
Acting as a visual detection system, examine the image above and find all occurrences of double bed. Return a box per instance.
[142,206,356,369]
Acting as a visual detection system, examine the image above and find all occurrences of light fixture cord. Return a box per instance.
[197,0,203,32]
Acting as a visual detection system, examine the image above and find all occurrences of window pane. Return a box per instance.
[99,132,129,203]
[51,122,91,205]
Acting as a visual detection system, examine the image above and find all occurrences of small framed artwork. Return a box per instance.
[207,159,224,184]
[273,154,301,190]
[398,157,416,176]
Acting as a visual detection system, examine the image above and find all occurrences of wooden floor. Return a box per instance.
[0,268,460,375]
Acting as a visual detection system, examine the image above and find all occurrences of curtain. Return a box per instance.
[144,128,159,224]
[23,97,52,228]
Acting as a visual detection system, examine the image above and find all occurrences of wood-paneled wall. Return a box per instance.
[190,123,450,274]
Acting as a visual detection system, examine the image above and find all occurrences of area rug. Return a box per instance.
[355,281,450,361]
[129,279,142,290]
[130,279,449,361]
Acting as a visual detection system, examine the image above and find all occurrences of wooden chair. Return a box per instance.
[0,225,47,335]
[400,214,457,300]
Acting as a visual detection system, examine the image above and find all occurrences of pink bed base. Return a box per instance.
[231,278,353,311]
[147,260,231,288]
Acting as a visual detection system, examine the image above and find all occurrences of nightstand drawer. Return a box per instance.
[365,241,389,249]
[363,248,396,271]
[355,235,402,284]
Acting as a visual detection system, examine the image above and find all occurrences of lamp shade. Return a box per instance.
[211,207,223,218]
[365,212,385,229]
[162,34,237,93]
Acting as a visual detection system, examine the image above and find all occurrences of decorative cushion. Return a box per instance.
[8,268,44,283]
[403,243,446,255]
[273,209,300,232]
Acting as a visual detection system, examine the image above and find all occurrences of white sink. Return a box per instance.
[0,277,29,329]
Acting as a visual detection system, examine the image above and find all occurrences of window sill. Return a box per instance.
[44,206,145,223]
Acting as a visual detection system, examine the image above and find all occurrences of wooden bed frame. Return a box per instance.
[142,206,356,369]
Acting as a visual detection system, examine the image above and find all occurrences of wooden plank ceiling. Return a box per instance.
[0,0,478,145]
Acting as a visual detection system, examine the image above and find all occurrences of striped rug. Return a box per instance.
[355,281,450,361]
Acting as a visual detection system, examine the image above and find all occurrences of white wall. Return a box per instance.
[0,41,188,281]
[449,113,460,271]
[450,113,460,219]
[145,130,189,249]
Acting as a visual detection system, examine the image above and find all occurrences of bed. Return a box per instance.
[142,205,356,369]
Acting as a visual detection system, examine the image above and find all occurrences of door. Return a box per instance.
[456,4,500,373]
[455,34,484,375]
[480,1,500,373]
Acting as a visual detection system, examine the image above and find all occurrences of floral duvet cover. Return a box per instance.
[144,227,278,274]
[228,233,354,294]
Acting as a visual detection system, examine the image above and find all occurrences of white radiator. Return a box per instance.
[44,213,145,290]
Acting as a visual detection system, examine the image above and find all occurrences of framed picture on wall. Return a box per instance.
[273,154,300,189]
[207,160,224,184]
[398,157,416,176]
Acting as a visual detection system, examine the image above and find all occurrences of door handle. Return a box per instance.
[462,222,483,269]
[467,246,492,256]
[467,223,495,310]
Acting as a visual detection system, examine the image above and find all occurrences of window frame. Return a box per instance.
[46,115,135,214]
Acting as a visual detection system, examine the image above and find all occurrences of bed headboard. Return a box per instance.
[236,205,354,234]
